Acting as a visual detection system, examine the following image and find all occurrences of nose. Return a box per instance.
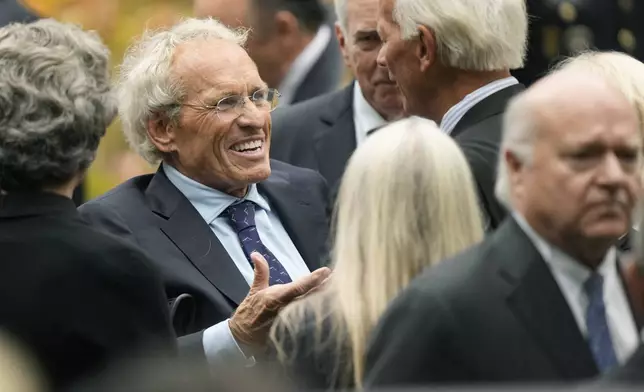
[597,153,629,189]
[376,44,388,69]
[236,98,266,129]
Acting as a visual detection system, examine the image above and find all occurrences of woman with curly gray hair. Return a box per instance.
[0,19,176,389]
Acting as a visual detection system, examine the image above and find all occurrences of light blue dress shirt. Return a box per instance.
[440,76,519,135]
[163,163,311,364]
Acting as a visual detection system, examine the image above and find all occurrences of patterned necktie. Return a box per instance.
[583,272,618,372]
[224,200,292,285]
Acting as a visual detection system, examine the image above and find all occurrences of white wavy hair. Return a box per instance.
[117,18,248,164]
[334,0,348,33]
[393,0,528,71]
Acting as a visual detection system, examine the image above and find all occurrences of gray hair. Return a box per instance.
[0,19,115,191]
[494,93,536,208]
[393,0,528,71]
[117,18,248,164]
[334,0,348,33]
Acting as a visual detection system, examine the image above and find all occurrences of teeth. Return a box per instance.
[232,140,262,152]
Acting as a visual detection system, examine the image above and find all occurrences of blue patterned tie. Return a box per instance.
[584,273,618,372]
[224,200,292,285]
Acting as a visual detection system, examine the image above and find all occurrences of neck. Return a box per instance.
[164,160,249,198]
[520,210,612,270]
[422,69,512,123]
[42,180,78,199]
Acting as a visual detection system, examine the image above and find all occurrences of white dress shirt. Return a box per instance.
[278,25,332,105]
[440,76,519,135]
[513,212,640,363]
[352,81,388,146]
[163,163,311,365]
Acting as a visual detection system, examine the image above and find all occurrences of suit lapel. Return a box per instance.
[313,84,356,189]
[258,166,327,272]
[145,168,248,305]
[494,219,598,379]
[451,84,525,137]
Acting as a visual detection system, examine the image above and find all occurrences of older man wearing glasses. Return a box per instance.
[79,18,331,366]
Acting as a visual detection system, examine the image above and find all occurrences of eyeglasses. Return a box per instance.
[181,88,281,118]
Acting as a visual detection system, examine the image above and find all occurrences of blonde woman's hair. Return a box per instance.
[270,117,484,389]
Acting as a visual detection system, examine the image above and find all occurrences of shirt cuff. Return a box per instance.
[202,319,256,367]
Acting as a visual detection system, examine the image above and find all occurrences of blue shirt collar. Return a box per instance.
[162,162,271,225]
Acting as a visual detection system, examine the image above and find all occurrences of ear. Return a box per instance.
[146,113,177,155]
[274,10,299,37]
[335,22,351,67]
[416,25,436,73]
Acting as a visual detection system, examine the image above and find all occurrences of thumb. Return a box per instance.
[249,252,270,295]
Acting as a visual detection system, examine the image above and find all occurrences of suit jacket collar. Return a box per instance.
[145,164,322,305]
[491,218,599,379]
[313,83,356,189]
[451,84,525,137]
[0,191,77,218]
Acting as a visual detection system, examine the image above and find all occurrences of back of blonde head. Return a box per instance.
[271,117,484,388]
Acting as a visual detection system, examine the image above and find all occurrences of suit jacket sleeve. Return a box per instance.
[364,281,465,387]
[78,202,140,247]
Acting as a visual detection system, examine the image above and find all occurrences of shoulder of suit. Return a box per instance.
[80,173,153,218]
[406,240,493,300]
[272,87,351,124]
[270,159,326,184]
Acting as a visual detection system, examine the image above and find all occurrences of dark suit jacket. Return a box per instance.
[364,217,640,387]
[452,84,525,230]
[0,0,38,26]
[290,29,343,104]
[0,192,176,389]
[601,345,644,384]
[271,83,355,193]
[78,160,330,347]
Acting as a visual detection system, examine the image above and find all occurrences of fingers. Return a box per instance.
[277,267,332,302]
[248,252,270,295]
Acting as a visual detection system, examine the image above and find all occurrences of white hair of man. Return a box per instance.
[393,0,528,71]
[494,94,536,208]
[117,18,248,163]
[334,0,348,33]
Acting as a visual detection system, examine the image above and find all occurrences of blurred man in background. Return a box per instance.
[270,0,404,192]
[194,0,343,105]
[0,0,37,25]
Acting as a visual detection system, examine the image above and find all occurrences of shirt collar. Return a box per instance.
[162,162,271,225]
[278,25,332,105]
[353,80,388,146]
[513,211,618,289]
[440,76,519,135]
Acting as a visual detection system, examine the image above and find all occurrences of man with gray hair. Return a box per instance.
[79,18,331,365]
[376,0,528,230]
[364,69,643,385]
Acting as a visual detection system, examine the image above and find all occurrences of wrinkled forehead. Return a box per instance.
[536,96,642,147]
[171,38,264,96]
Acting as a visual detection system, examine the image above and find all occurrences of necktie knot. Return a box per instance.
[224,200,256,233]
[583,273,605,299]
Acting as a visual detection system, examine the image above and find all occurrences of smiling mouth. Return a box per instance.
[230,139,264,154]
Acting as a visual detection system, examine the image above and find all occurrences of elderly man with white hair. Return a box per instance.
[375,0,528,230]
[364,69,643,386]
[79,18,331,365]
